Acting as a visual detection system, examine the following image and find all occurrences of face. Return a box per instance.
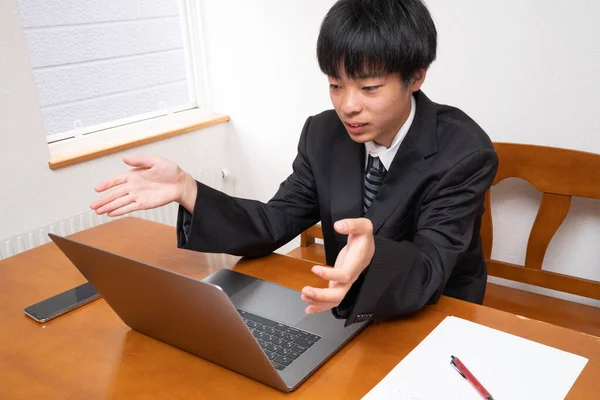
[328,70,426,148]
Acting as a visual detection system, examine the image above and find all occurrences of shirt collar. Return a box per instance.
[365,95,416,171]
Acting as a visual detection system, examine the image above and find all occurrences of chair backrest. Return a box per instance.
[481,142,600,300]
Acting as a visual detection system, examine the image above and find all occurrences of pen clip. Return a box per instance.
[450,356,466,379]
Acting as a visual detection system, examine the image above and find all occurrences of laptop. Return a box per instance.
[48,233,369,392]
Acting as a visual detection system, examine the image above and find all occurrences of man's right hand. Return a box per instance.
[90,156,198,217]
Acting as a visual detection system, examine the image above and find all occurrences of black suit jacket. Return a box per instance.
[177,90,498,326]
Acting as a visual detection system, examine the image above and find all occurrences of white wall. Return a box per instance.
[201,0,336,202]
[0,0,229,243]
[201,0,337,254]
[201,0,600,305]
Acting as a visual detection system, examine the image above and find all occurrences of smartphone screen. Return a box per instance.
[24,282,100,323]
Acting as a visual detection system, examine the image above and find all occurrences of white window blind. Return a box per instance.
[17,0,200,142]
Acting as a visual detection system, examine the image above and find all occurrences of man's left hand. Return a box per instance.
[301,218,375,314]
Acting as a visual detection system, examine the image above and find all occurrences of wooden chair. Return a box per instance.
[481,143,600,335]
[287,143,600,336]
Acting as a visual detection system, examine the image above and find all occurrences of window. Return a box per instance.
[17,0,209,143]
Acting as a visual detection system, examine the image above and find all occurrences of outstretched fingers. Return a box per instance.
[311,265,352,284]
[93,173,128,194]
[96,194,135,216]
[90,186,129,212]
[301,285,347,304]
[107,198,140,217]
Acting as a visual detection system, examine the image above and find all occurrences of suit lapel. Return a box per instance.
[330,122,365,230]
[365,90,440,233]
[364,143,422,233]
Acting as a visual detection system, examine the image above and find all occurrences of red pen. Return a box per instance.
[450,355,494,400]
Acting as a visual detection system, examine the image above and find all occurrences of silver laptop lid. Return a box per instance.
[48,233,288,392]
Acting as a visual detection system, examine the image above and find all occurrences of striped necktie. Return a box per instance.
[363,155,387,214]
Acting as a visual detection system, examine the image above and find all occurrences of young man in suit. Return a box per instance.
[91,0,498,326]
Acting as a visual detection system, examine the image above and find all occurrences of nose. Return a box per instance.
[340,89,362,115]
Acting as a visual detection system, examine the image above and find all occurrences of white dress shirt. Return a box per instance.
[364,95,416,171]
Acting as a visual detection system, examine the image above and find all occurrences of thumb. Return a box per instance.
[334,218,373,236]
[123,156,155,169]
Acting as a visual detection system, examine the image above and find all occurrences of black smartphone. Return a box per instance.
[24,282,100,323]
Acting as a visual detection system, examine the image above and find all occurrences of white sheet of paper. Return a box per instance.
[362,316,588,400]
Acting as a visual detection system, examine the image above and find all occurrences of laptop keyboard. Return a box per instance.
[236,308,321,371]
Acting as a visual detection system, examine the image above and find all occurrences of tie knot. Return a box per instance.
[366,155,386,175]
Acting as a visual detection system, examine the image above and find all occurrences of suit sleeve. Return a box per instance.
[339,148,498,326]
[176,117,320,257]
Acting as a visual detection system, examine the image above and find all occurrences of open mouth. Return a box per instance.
[344,122,368,134]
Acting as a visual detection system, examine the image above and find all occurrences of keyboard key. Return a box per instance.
[271,361,285,371]
[296,331,310,339]
[256,324,267,332]
[266,343,281,353]
[237,309,247,316]
[287,328,300,336]
[243,312,278,327]
[275,355,293,366]
[291,345,308,353]
[265,350,277,360]
[307,334,321,342]
[293,338,315,347]
[280,341,294,350]
[262,333,274,342]
[257,339,270,349]
[247,321,259,329]
[288,351,301,359]
[276,347,292,356]
[272,337,285,346]
[273,330,286,338]
[253,330,265,339]
[265,327,277,335]
[275,323,290,331]
[283,333,297,341]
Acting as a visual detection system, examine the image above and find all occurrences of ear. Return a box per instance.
[409,68,428,92]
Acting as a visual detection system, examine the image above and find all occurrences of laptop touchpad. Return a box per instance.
[230,281,308,326]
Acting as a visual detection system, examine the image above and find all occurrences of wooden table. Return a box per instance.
[1,217,599,399]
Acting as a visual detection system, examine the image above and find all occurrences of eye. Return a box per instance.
[363,85,381,92]
[329,84,341,90]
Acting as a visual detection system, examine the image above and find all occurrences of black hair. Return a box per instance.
[317,0,437,84]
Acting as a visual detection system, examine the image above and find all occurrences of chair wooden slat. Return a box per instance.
[524,193,571,270]
[307,225,324,240]
[493,143,600,198]
[487,260,600,301]
[300,231,314,247]
[481,190,493,260]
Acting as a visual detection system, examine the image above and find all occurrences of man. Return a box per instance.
[91,0,498,326]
